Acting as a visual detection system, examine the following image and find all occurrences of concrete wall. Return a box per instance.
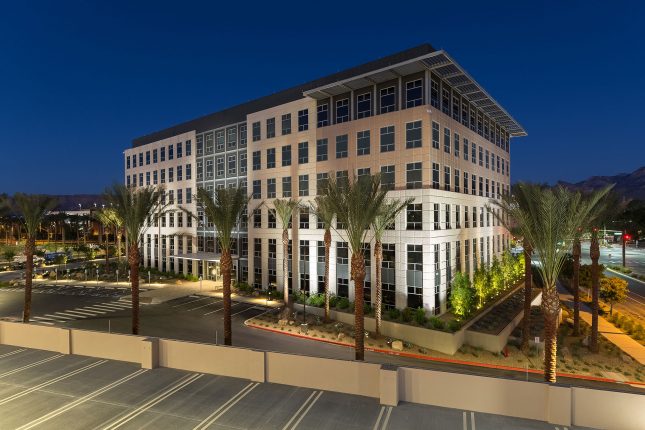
[70,330,146,363]
[266,351,380,398]
[158,339,264,382]
[572,387,645,430]
[0,321,70,354]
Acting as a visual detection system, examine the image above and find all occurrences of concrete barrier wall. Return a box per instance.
[266,351,380,398]
[70,330,145,363]
[572,387,645,430]
[0,321,69,354]
[158,339,264,382]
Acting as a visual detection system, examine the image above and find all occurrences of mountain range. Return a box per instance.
[557,166,645,201]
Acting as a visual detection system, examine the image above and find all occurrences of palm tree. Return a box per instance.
[325,174,387,361]
[491,183,610,382]
[571,230,582,336]
[589,228,601,353]
[94,209,115,266]
[11,194,58,323]
[104,184,165,335]
[310,195,335,322]
[274,198,300,307]
[371,198,412,335]
[521,238,533,353]
[195,187,249,346]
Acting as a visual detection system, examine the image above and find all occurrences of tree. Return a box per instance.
[371,198,412,335]
[472,264,488,308]
[489,256,504,297]
[103,184,165,335]
[600,277,628,316]
[94,208,121,266]
[490,183,611,382]
[310,195,335,322]
[196,187,249,346]
[324,174,387,361]
[450,272,475,319]
[11,194,58,323]
[274,199,300,307]
[500,250,515,289]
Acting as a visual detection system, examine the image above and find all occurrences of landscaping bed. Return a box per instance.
[468,288,541,335]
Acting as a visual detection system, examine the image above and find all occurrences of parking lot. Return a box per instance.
[0,345,588,429]
[2,283,144,298]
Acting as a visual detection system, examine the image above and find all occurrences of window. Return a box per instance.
[269,239,277,258]
[430,75,440,108]
[268,209,276,228]
[145,151,150,165]
[298,174,309,196]
[317,241,325,262]
[454,133,460,157]
[298,109,309,131]
[471,142,476,164]
[472,207,477,228]
[266,148,275,169]
[463,138,469,161]
[252,180,261,199]
[452,95,460,121]
[406,121,422,149]
[298,142,308,164]
[465,205,470,228]
[186,139,192,157]
[380,86,395,113]
[252,151,261,172]
[336,170,348,191]
[432,121,440,149]
[380,126,395,152]
[281,113,291,135]
[479,176,484,197]
[444,166,451,191]
[316,172,328,194]
[227,127,237,150]
[267,178,276,198]
[138,173,143,186]
[461,100,469,127]
[357,130,370,155]
[357,167,370,179]
[168,145,174,160]
[282,177,292,197]
[177,142,183,158]
[126,155,130,169]
[252,122,261,141]
[485,178,490,198]
[443,128,450,153]
[177,165,183,181]
[456,205,461,228]
[315,138,328,162]
[239,153,247,174]
[408,244,423,272]
[317,104,328,127]
[471,174,477,196]
[282,145,291,166]
[299,240,310,262]
[407,204,422,230]
[485,150,490,169]
[227,155,236,176]
[337,242,348,265]
[454,169,460,193]
[145,171,150,186]
[184,164,191,180]
[153,170,158,184]
[432,163,440,189]
[335,135,348,158]
[161,168,167,183]
[335,98,349,123]
[160,147,166,161]
[299,208,309,229]
[356,93,371,118]
[216,130,224,152]
[266,118,275,139]
[239,124,247,146]
[196,160,203,180]
[215,157,223,177]
[406,162,422,189]
[177,189,183,205]
[381,165,395,191]
[479,146,483,166]
[445,204,451,229]
[405,79,422,107]
[433,203,440,230]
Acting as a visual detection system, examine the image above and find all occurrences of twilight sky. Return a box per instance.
[0,1,643,194]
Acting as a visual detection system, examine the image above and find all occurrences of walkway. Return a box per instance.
[558,283,645,365]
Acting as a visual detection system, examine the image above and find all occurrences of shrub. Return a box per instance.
[401,307,414,323]
[450,272,475,319]
[386,308,401,321]
[427,316,445,330]
[306,293,325,307]
[329,295,339,308]
[53,254,68,265]
[3,250,16,261]
[236,282,254,294]
[414,307,426,325]
[448,320,462,332]
[336,297,350,310]
[364,303,373,316]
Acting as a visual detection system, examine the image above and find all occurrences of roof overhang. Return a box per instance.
[303,50,526,137]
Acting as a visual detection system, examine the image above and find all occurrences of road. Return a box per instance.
[0,285,642,395]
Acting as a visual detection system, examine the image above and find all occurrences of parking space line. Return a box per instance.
[173,297,210,307]
[94,303,128,310]
[81,307,108,314]
[0,354,63,378]
[60,310,96,317]
[101,373,203,429]
[289,390,323,430]
[193,382,259,430]
[463,412,467,430]
[0,348,26,359]
[54,312,83,318]
[0,359,107,405]
[470,411,475,430]
[281,390,318,430]
[45,313,73,320]
[187,299,222,311]
[73,308,103,315]
[90,304,123,310]
[32,320,54,325]
[372,406,385,430]
[203,302,243,316]
[14,369,147,430]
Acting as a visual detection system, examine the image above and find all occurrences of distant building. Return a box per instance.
[123,44,526,314]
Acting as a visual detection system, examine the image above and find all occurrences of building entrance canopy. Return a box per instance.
[170,252,239,262]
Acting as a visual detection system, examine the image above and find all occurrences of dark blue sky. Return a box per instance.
[1,1,643,194]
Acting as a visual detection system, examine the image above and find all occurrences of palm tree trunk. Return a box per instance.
[543,284,559,383]
[572,237,581,336]
[129,242,140,335]
[521,239,532,353]
[105,225,109,266]
[282,229,289,307]
[374,240,383,336]
[116,227,122,263]
[23,236,35,323]
[589,231,600,353]
[221,250,233,345]
[323,229,331,322]
[351,252,366,361]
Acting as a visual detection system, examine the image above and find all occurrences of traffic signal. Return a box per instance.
[624,234,631,241]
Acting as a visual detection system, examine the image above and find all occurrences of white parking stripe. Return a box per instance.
[0,354,62,378]
[102,373,202,429]
[93,303,128,310]
[45,313,74,320]
[203,302,243,316]
[90,304,123,310]
[372,406,385,430]
[0,349,26,359]
[32,320,54,325]
[81,307,108,314]
[15,369,147,430]
[289,390,323,430]
[463,412,467,430]
[73,308,103,315]
[0,360,107,405]
[61,310,96,317]
[173,297,210,307]
[32,316,55,321]
[470,411,475,430]
[193,382,259,430]
[282,391,318,430]
[187,299,222,311]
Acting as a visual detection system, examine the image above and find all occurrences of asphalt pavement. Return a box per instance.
[0,344,593,430]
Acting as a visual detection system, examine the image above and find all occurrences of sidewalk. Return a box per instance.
[558,283,645,365]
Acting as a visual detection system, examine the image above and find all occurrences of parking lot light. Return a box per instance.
[116,269,119,284]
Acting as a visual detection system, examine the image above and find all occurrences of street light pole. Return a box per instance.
[623,229,627,268]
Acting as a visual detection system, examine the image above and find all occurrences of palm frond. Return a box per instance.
[196,187,250,252]
[372,197,414,241]
[12,194,58,237]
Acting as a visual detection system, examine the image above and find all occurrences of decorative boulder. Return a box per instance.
[337,332,345,341]
[391,340,404,351]
[278,319,288,327]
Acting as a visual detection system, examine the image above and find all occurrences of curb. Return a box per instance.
[245,321,645,387]
[606,268,645,285]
